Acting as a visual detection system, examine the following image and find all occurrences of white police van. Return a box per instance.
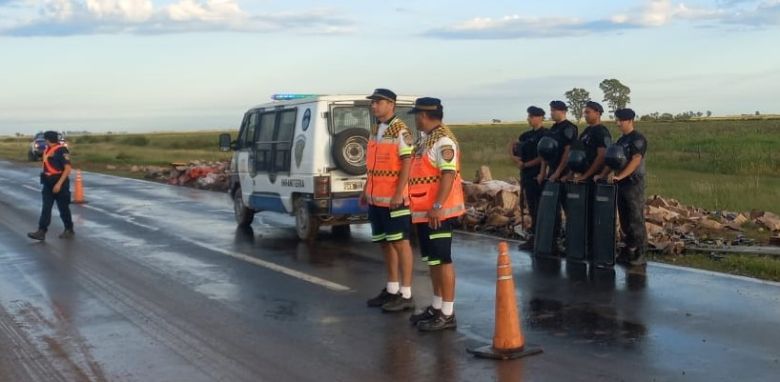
[219,94,417,241]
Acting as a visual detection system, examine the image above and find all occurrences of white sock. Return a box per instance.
[432,295,443,310]
[441,301,454,316]
[400,286,412,299]
[387,282,400,294]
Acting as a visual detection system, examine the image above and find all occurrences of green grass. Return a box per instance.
[650,252,780,282]
[450,118,780,214]
[0,131,233,169]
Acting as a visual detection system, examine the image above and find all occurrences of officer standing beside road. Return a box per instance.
[569,101,611,183]
[510,106,546,250]
[406,97,465,331]
[362,88,416,312]
[27,131,75,241]
[538,100,578,184]
[595,108,648,266]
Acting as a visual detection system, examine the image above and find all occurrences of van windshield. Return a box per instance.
[331,106,416,135]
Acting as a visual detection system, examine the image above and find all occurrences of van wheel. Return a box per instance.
[234,186,255,227]
[332,128,369,175]
[295,198,320,241]
[28,151,36,161]
[331,224,351,238]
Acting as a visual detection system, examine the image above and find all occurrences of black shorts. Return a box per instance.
[415,218,457,266]
[368,205,412,242]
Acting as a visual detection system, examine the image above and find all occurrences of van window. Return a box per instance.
[332,107,371,134]
[273,109,297,172]
[241,112,259,148]
[331,106,418,137]
[255,112,277,172]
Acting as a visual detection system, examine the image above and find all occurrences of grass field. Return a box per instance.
[1,119,778,213]
[450,118,780,214]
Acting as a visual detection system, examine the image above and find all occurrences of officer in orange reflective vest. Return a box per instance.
[406,97,465,331]
[27,131,75,241]
[361,88,416,312]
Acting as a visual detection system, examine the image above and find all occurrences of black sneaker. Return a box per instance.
[382,295,414,312]
[417,311,457,332]
[59,229,75,239]
[27,229,46,241]
[367,288,394,307]
[409,306,439,325]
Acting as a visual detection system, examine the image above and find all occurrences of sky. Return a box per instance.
[1,0,779,135]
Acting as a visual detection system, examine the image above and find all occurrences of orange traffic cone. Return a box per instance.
[73,169,87,204]
[468,242,542,360]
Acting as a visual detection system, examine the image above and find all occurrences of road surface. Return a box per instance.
[1,160,779,381]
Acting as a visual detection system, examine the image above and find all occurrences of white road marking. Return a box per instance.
[189,240,352,292]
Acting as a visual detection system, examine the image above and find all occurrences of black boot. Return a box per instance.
[27,229,46,241]
[59,229,75,239]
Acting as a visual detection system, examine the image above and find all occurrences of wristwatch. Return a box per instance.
[432,202,443,210]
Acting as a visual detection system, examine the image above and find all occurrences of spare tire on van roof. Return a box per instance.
[332,128,369,176]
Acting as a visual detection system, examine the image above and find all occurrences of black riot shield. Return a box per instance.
[564,182,591,262]
[534,182,562,257]
[591,182,617,267]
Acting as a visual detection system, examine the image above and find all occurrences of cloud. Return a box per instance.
[0,0,354,36]
[426,0,778,40]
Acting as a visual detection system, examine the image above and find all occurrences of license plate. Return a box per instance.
[343,181,363,191]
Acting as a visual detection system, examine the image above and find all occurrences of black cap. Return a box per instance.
[527,106,545,117]
[408,97,443,114]
[585,101,604,114]
[615,108,636,121]
[367,88,397,102]
[43,131,59,143]
[550,100,568,111]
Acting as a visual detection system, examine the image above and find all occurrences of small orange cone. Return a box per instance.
[73,169,87,204]
[468,242,542,360]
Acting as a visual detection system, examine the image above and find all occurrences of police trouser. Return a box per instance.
[617,177,647,255]
[521,178,542,234]
[38,177,73,231]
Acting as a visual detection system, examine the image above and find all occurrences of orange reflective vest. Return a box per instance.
[365,116,412,207]
[42,144,64,176]
[409,126,465,223]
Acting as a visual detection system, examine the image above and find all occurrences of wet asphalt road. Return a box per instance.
[1,160,779,382]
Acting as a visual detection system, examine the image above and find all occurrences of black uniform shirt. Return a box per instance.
[547,119,578,171]
[517,127,546,181]
[579,124,612,166]
[616,130,648,182]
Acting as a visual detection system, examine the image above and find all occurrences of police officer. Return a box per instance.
[595,108,648,266]
[539,100,578,184]
[510,106,546,250]
[406,97,465,331]
[362,88,416,312]
[569,101,611,182]
[27,131,74,241]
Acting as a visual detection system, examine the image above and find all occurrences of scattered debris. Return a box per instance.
[458,166,779,254]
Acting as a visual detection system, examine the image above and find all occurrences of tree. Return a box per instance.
[756,111,761,116]
[696,111,703,118]
[599,79,631,114]
[706,110,712,118]
[564,88,590,123]
[660,113,674,121]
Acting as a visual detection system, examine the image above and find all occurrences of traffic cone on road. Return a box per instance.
[73,169,86,204]
[467,242,542,360]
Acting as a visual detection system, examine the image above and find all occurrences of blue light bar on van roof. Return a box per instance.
[272,93,319,101]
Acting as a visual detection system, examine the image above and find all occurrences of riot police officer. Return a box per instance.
[595,108,648,266]
[510,106,546,250]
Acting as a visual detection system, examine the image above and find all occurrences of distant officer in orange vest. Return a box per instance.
[406,97,465,331]
[362,88,416,312]
[27,131,75,241]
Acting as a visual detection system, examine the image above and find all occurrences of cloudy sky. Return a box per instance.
[1,0,779,134]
